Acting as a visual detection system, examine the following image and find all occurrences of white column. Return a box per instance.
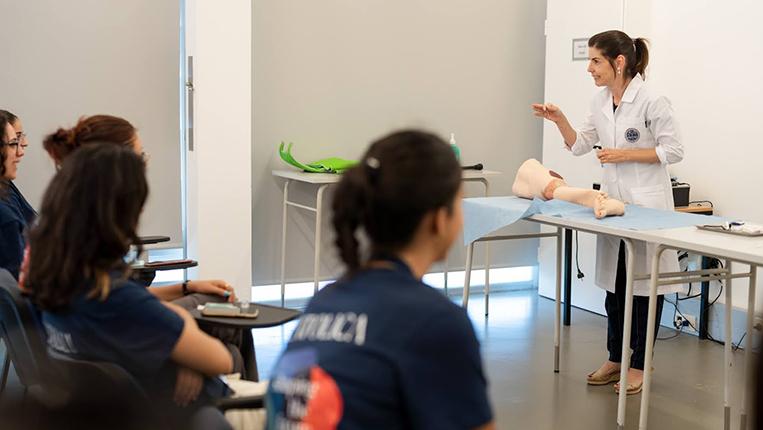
[184,0,252,300]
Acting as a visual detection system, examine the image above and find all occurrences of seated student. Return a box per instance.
[0,111,34,279]
[26,144,265,428]
[41,115,233,303]
[266,130,495,430]
[36,114,255,376]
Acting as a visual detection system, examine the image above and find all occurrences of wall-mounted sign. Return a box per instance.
[572,38,588,61]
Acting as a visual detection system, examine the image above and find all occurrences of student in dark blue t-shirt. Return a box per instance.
[36,115,255,379]
[0,110,36,280]
[26,145,235,423]
[266,130,495,430]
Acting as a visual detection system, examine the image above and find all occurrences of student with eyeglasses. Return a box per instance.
[0,110,35,280]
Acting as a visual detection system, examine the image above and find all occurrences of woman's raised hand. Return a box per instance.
[531,103,564,123]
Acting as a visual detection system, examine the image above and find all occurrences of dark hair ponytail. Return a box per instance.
[589,30,650,80]
[332,167,370,272]
[331,130,461,274]
[631,37,649,78]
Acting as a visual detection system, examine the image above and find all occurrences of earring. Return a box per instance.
[617,68,621,75]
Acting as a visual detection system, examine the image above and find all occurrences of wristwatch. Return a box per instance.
[182,280,191,295]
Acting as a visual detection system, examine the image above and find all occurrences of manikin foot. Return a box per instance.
[594,193,625,219]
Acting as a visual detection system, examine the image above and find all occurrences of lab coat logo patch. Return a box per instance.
[625,128,640,143]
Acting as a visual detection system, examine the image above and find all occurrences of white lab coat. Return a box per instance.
[570,74,684,296]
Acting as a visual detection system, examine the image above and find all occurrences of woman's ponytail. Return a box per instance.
[631,37,650,79]
[331,167,369,274]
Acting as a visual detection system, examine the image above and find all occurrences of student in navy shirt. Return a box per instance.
[38,115,256,377]
[41,115,236,306]
[266,130,495,430]
[25,145,236,425]
[0,110,35,280]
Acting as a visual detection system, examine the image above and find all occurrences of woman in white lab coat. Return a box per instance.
[532,30,684,395]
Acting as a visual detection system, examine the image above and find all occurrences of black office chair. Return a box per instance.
[0,269,66,404]
[45,350,264,430]
[0,268,263,429]
[0,269,70,430]
[45,349,236,430]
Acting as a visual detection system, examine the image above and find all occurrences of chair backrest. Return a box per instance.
[0,268,48,387]
[45,349,160,421]
[47,351,233,430]
[46,349,151,404]
[0,269,231,429]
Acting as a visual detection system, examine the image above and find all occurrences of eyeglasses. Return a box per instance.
[3,138,29,154]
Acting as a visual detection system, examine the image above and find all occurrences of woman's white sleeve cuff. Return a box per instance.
[655,146,668,164]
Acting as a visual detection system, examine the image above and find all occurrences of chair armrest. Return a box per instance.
[215,394,264,411]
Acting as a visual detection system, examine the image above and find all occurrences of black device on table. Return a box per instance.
[671,180,690,207]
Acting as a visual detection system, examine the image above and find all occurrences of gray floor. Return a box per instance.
[0,289,752,429]
[468,290,743,430]
[250,289,750,429]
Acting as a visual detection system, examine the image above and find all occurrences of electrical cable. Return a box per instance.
[575,231,584,280]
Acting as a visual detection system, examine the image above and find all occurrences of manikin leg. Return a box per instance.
[512,159,624,219]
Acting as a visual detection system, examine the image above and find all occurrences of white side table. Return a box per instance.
[272,169,502,306]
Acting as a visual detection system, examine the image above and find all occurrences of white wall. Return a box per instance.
[540,0,763,312]
[0,0,183,247]
[185,0,252,298]
[538,0,625,314]
[646,0,763,309]
[253,0,547,285]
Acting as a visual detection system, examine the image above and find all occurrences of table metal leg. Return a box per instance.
[554,228,562,373]
[564,229,573,326]
[699,256,711,339]
[638,244,666,429]
[617,239,637,429]
[740,265,756,430]
[280,180,290,306]
[313,185,329,295]
[463,242,475,308]
[480,179,491,316]
[485,244,490,316]
[724,260,733,430]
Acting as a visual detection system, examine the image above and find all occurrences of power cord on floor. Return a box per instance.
[659,294,689,341]
[657,329,682,341]
[575,231,585,280]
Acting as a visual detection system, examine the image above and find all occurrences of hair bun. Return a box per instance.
[43,127,78,165]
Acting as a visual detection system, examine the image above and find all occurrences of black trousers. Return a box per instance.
[606,241,665,370]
